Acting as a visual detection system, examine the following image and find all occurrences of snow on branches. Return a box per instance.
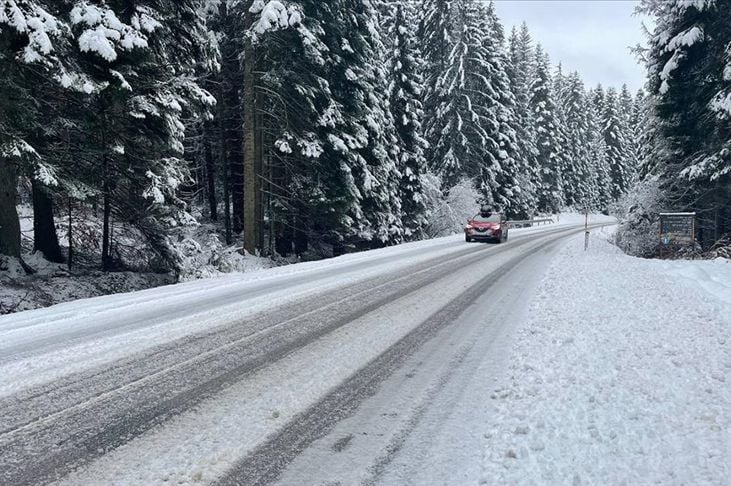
[70,3,160,62]
[0,1,61,64]
[249,0,301,38]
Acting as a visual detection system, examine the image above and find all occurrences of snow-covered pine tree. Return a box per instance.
[639,0,731,246]
[507,22,539,217]
[253,1,403,253]
[0,1,74,260]
[631,88,648,175]
[551,62,573,207]
[419,0,452,112]
[619,83,639,184]
[321,0,402,248]
[586,86,611,210]
[421,0,480,188]
[383,2,429,240]
[634,89,669,180]
[475,1,523,217]
[530,45,564,213]
[561,71,593,209]
[421,0,519,218]
[602,87,632,201]
[62,1,215,270]
[246,0,354,255]
[204,1,246,237]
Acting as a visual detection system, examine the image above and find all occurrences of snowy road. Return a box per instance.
[0,220,609,485]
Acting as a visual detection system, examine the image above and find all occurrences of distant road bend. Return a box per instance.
[0,221,608,486]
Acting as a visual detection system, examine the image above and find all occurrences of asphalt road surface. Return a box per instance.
[0,222,603,485]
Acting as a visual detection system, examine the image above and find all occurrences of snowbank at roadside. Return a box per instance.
[652,257,731,307]
[482,233,730,485]
[0,254,174,315]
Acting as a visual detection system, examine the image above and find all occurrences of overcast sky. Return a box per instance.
[493,0,648,92]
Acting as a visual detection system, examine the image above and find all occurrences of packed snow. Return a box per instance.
[482,230,730,485]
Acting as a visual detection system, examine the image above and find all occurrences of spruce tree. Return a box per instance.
[551,62,573,207]
[0,2,69,259]
[602,87,632,201]
[562,72,592,209]
[384,2,429,240]
[639,0,731,245]
[586,86,611,210]
[420,0,521,220]
[619,84,639,184]
[422,1,490,187]
[476,1,523,216]
[326,0,402,247]
[63,1,215,269]
[507,22,539,216]
[530,45,563,213]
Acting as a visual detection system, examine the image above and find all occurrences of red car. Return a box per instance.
[465,213,509,243]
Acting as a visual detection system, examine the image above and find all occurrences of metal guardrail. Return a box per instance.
[506,218,555,228]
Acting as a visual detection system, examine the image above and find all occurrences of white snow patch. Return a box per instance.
[653,257,731,307]
[482,232,730,485]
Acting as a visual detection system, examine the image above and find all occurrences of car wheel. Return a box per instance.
[465,235,472,243]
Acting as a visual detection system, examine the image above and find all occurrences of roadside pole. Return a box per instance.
[584,206,590,251]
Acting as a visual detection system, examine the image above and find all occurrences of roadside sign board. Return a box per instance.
[659,212,695,257]
[660,214,694,237]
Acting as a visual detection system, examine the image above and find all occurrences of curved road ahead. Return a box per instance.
[0,222,604,485]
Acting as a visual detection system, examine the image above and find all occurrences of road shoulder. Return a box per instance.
[482,230,730,485]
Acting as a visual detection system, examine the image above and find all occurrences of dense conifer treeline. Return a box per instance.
[1,1,646,273]
[623,0,730,253]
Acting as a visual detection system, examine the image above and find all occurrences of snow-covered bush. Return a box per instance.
[423,174,480,237]
[174,224,275,281]
[708,235,731,260]
[614,176,664,258]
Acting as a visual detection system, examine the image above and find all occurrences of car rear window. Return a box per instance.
[472,214,501,223]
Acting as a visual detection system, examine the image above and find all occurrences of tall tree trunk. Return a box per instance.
[229,113,245,234]
[67,196,73,270]
[243,21,260,255]
[31,180,65,263]
[294,215,309,256]
[205,133,218,222]
[275,220,292,256]
[217,85,232,244]
[217,1,244,235]
[254,98,265,251]
[99,103,113,271]
[224,163,232,244]
[101,155,112,271]
[0,158,21,258]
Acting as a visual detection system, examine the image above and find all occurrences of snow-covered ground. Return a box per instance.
[482,230,730,485]
[2,212,278,314]
[652,257,731,307]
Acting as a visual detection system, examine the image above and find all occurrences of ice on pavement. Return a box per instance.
[482,230,730,485]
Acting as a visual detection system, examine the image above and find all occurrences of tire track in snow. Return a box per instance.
[0,233,535,485]
[0,225,599,486]
[215,229,591,486]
